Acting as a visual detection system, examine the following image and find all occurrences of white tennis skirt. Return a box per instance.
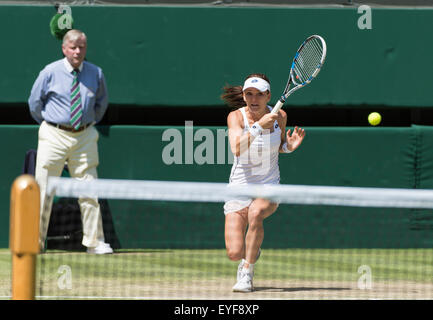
[223,199,253,215]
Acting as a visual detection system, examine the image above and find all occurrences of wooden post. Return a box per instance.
[10,175,40,300]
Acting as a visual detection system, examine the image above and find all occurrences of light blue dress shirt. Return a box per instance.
[28,58,108,125]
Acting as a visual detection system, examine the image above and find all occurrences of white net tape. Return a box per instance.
[47,177,433,209]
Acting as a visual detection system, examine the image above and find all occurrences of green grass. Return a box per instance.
[1,248,433,299]
[0,250,11,299]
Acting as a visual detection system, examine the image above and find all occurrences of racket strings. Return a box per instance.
[295,43,322,83]
[293,38,324,85]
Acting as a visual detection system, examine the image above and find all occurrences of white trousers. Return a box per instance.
[36,121,105,249]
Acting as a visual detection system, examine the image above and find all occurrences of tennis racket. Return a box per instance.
[271,35,327,114]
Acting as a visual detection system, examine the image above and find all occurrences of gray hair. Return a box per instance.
[63,29,87,45]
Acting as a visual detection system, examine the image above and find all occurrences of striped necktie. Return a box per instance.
[70,69,83,130]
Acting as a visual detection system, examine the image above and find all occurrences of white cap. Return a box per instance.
[242,77,270,92]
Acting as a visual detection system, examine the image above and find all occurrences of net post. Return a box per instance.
[9,174,40,300]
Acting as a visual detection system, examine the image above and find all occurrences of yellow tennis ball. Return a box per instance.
[368,112,381,126]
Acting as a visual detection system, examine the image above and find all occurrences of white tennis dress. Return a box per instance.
[224,106,281,214]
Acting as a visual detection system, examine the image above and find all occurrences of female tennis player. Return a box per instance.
[221,73,305,292]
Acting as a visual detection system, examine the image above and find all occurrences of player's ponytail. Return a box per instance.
[221,85,244,108]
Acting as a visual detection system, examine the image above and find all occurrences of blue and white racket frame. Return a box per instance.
[271,35,327,114]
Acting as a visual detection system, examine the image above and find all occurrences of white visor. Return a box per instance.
[242,77,270,92]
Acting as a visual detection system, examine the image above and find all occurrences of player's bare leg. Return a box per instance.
[244,199,278,267]
[233,198,278,292]
[225,207,248,261]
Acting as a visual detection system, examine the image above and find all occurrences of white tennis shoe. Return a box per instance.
[87,241,113,254]
[232,270,253,292]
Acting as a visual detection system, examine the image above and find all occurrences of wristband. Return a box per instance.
[248,122,263,137]
[282,142,292,153]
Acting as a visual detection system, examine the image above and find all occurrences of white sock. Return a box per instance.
[242,261,254,274]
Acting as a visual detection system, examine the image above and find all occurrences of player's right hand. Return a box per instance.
[258,113,279,129]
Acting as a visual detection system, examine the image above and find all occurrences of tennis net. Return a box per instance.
[30,177,433,299]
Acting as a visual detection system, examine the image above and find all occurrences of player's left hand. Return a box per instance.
[286,126,306,152]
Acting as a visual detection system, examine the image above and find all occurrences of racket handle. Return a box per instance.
[271,100,284,114]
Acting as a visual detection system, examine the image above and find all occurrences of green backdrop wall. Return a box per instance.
[2,125,433,248]
[1,5,433,107]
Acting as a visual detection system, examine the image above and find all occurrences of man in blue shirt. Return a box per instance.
[29,29,112,254]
